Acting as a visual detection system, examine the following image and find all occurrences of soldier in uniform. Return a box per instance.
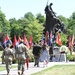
[2,43,14,75]
[16,40,28,75]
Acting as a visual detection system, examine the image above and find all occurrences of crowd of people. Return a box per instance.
[1,37,75,75]
[1,39,55,75]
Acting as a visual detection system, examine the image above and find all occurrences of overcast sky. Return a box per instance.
[0,0,75,20]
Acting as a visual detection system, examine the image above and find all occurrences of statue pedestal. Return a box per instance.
[53,47,60,62]
[53,48,67,62]
[59,52,67,62]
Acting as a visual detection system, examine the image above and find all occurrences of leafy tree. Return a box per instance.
[0,9,10,34]
[58,15,69,28]
[24,12,35,21]
[60,32,67,45]
[24,19,44,42]
[67,20,75,35]
[70,11,75,20]
[36,13,45,24]
[9,13,44,42]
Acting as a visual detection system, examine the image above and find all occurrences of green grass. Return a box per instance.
[0,65,17,71]
[0,51,3,62]
[0,51,3,55]
[31,65,75,75]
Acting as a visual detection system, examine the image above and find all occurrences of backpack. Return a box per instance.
[15,44,27,60]
[16,46,23,54]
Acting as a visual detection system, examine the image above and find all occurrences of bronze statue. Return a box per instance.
[44,3,65,40]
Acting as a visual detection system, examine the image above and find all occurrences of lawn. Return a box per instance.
[31,65,75,75]
[0,51,3,62]
[0,65,17,71]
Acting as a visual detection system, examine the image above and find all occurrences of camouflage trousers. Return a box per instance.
[18,59,26,72]
[5,59,12,73]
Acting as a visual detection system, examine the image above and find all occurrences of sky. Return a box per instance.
[0,0,75,20]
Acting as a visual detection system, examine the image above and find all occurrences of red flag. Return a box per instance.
[13,35,18,47]
[45,31,49,44]
[50,31,52,40]
[56,33,62,46]
[72,34,74,46]
[45,31,49,38]
[67,35,72,49]
[49,31,53,46]
[18,35,21,43]
[29,35,33,47]
[23,35,30,49]
[3,34,10,43]
[3,34,12,48]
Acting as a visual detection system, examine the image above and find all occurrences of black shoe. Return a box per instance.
[37,65,39,67]
[34,64,36,66]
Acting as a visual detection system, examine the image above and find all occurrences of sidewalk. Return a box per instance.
[0,62,75,75]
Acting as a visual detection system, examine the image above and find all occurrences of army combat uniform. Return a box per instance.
[2,44,14,75]
[16,41,28,75]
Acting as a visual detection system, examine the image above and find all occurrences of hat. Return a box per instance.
[19,39,24,44]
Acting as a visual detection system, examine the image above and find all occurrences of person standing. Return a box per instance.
[16,40,28,75]
[2,44,14,75]
[40,44,49,67]
[49,44,53,61]
[32,42,42,67]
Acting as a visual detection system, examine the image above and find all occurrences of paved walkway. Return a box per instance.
[0,62,75,75]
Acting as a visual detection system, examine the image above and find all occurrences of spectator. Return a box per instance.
[32,42,42,67]
[40,44,49,67]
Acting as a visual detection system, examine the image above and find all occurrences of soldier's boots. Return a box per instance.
[18,70,21,75]
[21,71,25,75]
[7,72,10,75]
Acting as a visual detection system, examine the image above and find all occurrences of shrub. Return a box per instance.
[29,54,34,62]
[67,54,75,61]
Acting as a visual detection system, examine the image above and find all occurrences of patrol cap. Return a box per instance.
[6,43,10,47]
[19,39,24,44]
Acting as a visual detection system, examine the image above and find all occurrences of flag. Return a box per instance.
[45,31,49,45]
[72,34,74,46]
[13,35,18,48]
[56,33,62,46]
[29,35,33,47]
[41,34,44,46]
[18,35,21,43]
[3,34,12,48]
[67,35,72,49]
[49,31,53,46]
[23,35,30,49]
[45,31,49,40]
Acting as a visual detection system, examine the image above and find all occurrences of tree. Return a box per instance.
[36,13,45,24]
[67,20,75,35]
[66,12,75,35]
[24,19,44,42]
[24,12,35,21]
[70,11,75,20]
[9,12,44,42]
[58,15,69,28]
[0,9,10,34]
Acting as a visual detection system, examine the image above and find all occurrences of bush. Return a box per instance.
[29,54,34,62]
[67,54,75,61]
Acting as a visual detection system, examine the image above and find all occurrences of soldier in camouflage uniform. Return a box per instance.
[16,40,28,75]
[2,44,14,75]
